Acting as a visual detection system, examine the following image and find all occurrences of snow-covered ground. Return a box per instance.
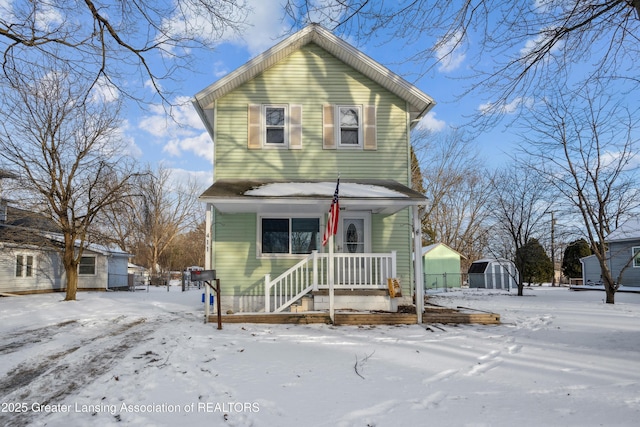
[1,285,639,427]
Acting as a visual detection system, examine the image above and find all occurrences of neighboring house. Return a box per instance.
[0,204,129,294]
[422,243,465,292]
[580,254,603,285]
[581,219,640,287]
[192,24,434,316]
[468,259,517,290]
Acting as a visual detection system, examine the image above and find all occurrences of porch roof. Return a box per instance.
[199,179,427,215]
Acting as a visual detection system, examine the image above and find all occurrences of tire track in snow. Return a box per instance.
[0,320,79,356]
[0,316,158,427]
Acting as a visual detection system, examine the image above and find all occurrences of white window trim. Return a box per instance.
[335,105,363,149]
[263,104,289,148]
[257,214,321,258]
[15,253,36,278]
[79,256,97,276]
[633,247,640,268]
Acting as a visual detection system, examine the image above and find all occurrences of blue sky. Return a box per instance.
[123,0,518,190]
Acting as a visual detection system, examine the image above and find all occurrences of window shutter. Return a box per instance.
[323,104,336,149]
[363,105,377,150]
[248,104,261,149]
[289,104,302,149]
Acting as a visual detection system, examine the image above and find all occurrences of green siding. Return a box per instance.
[210,42,418,298]
[214,209,414,298]
[213,44,410,185]
[372,209,414,296]
[423,245,463,289]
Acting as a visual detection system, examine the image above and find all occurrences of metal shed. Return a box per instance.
[468,258,517,290]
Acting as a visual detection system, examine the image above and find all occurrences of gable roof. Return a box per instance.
[192,24,435,136]
[605,218,640,242]
[421,242,466,259]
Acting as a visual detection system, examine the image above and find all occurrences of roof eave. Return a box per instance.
[192,24,435,116]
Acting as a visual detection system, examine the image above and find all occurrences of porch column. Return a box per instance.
[204,205,213,323]
[413,205,424,323]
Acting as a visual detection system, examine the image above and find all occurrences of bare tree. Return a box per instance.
[1,0,247,106]
[160,221,207,271]
[520,84,640,304]
[488,165,553,296]
[121,165,203,276]
[413,129,491,269]
[0,62,140,301]
[286,1,640,125]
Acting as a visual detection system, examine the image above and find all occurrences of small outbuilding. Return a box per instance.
[468,258,517,290]
[422,243,465,292]
[579,254,603,285]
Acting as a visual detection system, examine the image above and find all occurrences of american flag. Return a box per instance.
[322,178,340,246]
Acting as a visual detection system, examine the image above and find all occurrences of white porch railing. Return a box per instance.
[265,250,396,313]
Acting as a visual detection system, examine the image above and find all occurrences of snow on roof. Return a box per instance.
[421,242,466,258]
[244,182,408,198]
[606,218,640,242]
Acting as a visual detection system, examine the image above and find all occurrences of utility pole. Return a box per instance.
[549,211,556,287]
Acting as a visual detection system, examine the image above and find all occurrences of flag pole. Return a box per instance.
[328,233,334,323]
[322,176,339,324]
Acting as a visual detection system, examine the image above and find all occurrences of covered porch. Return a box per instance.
[200,179,427,321]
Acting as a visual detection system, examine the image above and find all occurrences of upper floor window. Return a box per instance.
[323,104,376,150]
[79,256,96,275]
[338,106,362,146]
[264,105,287,145]
[16,255,34,277]
[248,104,302,150]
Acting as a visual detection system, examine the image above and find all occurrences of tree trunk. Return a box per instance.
[600,263,616,304]
[63,237,78,301]
[65,265,78,301]
[517,282,524,296]
[604,281,616,304]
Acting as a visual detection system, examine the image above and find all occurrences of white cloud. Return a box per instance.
[158,0,289,57]
[34,2,64,33]
[139,96,209,161]
[90,76,119,104]
[519,26,565,61]
[115,120,143,159]
[599,150,640,172]
[166,167,213,190]
[139,97,204,138]
[416,112,446,132]
[435,30,466,72]
[163,132,213,163]
[238,1,292,55]
[478,97,534,115]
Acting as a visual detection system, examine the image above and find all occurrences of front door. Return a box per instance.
[337,213,371,285]
[337,213,370,254]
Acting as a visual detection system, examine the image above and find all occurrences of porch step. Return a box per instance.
[311,289,389,296]
[422,311,500,325]
[217,312,331,325]
[334,312,417,325]
[423,304,501,325]
[211,312,417,325]
[209,309,499,325]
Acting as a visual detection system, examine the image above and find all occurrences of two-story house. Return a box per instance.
[192,24,435,320]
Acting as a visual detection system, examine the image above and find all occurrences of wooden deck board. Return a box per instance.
[209,309,500,326]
